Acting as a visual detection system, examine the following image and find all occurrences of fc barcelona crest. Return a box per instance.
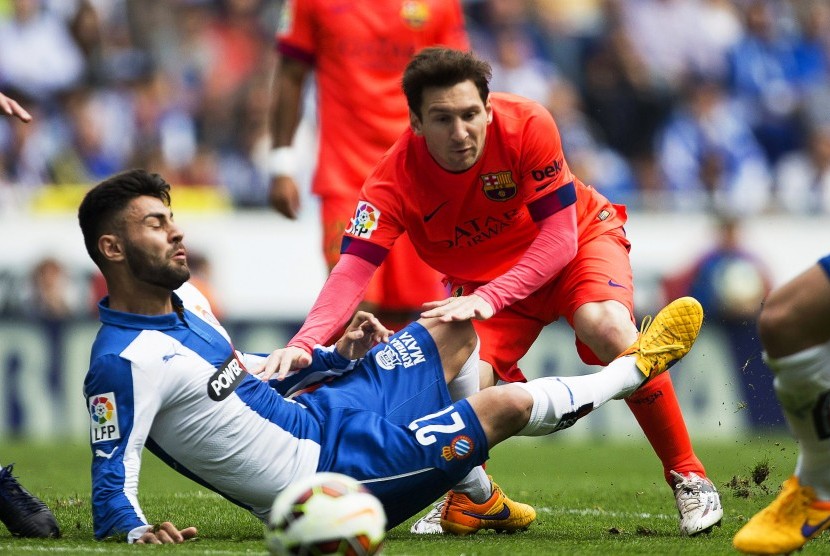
[480,171,517,201]
[400,1,429,29]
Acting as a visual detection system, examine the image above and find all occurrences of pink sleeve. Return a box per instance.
[474,204,578,313]
[287,254,378,352]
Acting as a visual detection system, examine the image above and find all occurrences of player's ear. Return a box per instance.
[98,234,125,263]
[485,95,493,125]
[409,110,422,136]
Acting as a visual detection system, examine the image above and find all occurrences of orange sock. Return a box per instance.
[625,372,705,486]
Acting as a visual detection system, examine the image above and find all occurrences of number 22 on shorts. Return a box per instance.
[408,406,466,446]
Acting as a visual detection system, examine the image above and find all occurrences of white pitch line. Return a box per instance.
[538,506,675,520]
[2,548,247,555]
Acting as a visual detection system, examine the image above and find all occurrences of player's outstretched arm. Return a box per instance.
[0,92,31,122]
[334,310,392,360]
[134,522,198,544]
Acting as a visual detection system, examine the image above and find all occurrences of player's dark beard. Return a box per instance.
[124,242,190,290]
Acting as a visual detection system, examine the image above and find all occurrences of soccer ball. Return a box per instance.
[265,472,386,556]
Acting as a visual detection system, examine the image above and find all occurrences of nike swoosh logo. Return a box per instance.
[463,504,511,521]
[535,183,550,192]
[801,515,830,538]
[95,447,118,459]
[423,201,449,222]
[608,279,627,289]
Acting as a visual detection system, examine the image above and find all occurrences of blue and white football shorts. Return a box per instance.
[296,321,489,528]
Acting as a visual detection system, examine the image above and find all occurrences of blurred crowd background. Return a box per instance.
[0,0,828,322]
[2,0,830,215]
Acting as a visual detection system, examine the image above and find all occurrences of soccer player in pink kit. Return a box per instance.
[267,1,534,535]
[262,48,723,536]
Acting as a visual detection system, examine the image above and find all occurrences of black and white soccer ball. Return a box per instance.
[265,472,386,556]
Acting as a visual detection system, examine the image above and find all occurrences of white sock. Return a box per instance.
[768,342,830,500]
[446,340,492,503]
[515,355,644,436]
[450,465,492,503]
[447,338,480,402]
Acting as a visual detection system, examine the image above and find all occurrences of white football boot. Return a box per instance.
[672,470,724,535]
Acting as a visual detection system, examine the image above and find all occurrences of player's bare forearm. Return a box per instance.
[268,56,309,217]
[269,56,308,147]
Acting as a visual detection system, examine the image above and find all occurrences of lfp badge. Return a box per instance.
[89,393,121,443]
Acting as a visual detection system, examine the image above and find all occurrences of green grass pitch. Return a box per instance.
[1,434,828,554]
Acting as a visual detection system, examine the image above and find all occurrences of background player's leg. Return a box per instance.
[734,258,830,554]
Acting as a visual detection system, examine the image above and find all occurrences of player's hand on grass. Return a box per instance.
[421,294,494,322]
[335,310,392,360]
[135,522,197,544]
[0,92,31,122]
[268,176,301,219]
[255,346,312,381]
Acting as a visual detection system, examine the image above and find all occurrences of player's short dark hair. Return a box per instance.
[402,47,491,120]
[78,169,172,267]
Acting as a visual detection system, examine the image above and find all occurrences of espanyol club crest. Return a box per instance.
[441,435,474,461]
[480,171,517,201]
[375,345,401,370]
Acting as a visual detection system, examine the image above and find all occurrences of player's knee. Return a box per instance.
[575,307,636,362]
[419,319,477,364]
[495,386,533,437]
[502,384,533,421]
[598,321,635,353]
[473,385,532,442]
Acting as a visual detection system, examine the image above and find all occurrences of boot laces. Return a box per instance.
[0,465,47,515]
[636,315,683,357]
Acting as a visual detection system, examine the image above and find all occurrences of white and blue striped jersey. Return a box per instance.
[85,283,355,541]
[86,283,490,541]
